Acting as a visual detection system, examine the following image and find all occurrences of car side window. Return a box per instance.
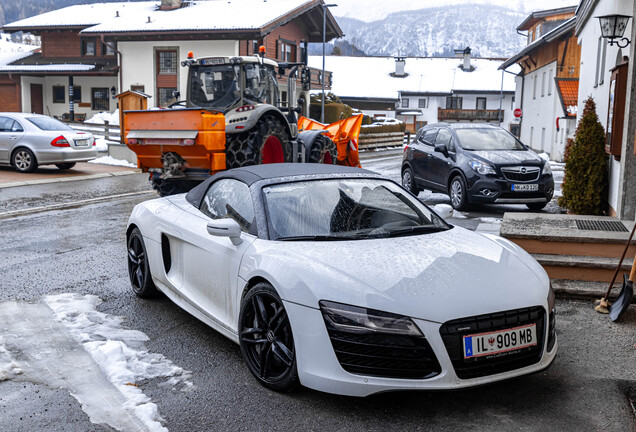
[418,129,438,146]
[436,128,454,151]
[11,120,24,132]
[200,179,255,233]
[0,117,14,132]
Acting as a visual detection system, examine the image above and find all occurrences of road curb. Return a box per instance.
[0,169,141,189]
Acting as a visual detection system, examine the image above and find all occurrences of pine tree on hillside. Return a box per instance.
[558,97,608,215]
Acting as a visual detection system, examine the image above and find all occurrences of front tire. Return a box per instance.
[402,167,420,195]
[55,162,76,170]
[449,175,469,211]
[239,282,298,391]
[12,148,38,173]
[226,115,292,168]
[307,134,337,164]
[526,202,548,211]
[127,227,158,298]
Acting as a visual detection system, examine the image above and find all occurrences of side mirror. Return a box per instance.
[434,144,449,157]
[206,219,243,246]
[433,203,454,220]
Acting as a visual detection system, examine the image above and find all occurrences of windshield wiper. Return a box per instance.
[276,234,361,241]
[380,225,449,238]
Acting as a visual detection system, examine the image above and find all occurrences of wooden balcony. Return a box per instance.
[438,108,503,122]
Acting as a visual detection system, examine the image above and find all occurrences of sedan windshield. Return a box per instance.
[455,128,525,151]
[26,116,73,131]
[263,179,450,240]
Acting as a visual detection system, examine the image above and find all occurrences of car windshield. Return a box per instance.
[263,179,450,241]
[189,64,241,109]
[26,116,73,131]
[455,128,525,151]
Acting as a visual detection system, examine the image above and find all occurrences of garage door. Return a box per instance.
[0,82,20,112]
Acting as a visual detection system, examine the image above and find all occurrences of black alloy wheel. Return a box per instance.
[402,166,420,195]
[239,282,298,391]
[12,148,38,173]
[127,228,158,298]
[449,175,469,211]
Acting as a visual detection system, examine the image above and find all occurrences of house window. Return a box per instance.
[402,98,409,108]
[158,51,177,74]
[279,40,296,62]
[541,72,546,97]
[52,85,65,103]
[541,127,546,149]
[533,75,537,99]
[131,85,145,93]
[548,70,553,95]
[595,37,603,87]
[81,38,96,56]
[91,87,109,111]
[418,98,427,108]
[511,95,515,110]
[102,41,116,56]
[599,39,607,85]
[530,126,534,146]
[476,97,486,110]
[415,121,427,130]
[300,42,307,64]
[72,86,82,103]
[446,97,462,109]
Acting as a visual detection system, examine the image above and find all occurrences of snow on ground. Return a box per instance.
[86,109,119,126]
[89,155,136,168]
[479,217,502,224]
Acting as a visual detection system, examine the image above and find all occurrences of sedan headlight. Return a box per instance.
[542,162,553,176]
[468,159,497,175]
[319,300,422,336]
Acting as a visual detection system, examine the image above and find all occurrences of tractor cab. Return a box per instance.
[185,56,280,111]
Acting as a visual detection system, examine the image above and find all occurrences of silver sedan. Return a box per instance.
[0,112,98,172]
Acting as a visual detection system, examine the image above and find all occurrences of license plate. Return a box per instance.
[512,183,538,192]
[463,324,537,359]
[75,139,88,146]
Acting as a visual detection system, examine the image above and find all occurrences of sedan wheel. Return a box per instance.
[127,228,158,298]
[56,162,76,170]
[12,148,38,173]
[449,176,469,211]
[239,282,298,391]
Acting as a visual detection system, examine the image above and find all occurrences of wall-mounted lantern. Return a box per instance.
[597,14,631,48]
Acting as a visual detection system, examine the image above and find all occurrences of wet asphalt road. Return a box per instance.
[0,159,635,432]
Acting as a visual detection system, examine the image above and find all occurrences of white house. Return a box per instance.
[308,52,518,133]
[575,0,634,217]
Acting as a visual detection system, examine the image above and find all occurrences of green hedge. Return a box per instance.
[308,103,353,124]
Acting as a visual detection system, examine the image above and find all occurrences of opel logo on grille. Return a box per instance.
[520,167,527,174]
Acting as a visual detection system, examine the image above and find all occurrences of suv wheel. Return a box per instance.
[402,167,420,195]
[449,175,469,211]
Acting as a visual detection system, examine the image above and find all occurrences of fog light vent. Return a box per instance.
[161,233,172,273]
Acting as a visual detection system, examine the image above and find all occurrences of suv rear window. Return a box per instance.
[26,116,73,131]
[455,128,525,151]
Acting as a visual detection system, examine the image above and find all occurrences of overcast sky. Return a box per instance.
[330,0,579,22]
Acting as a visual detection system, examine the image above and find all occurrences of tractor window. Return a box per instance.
[189,65,240,109]
[243,63,279,105]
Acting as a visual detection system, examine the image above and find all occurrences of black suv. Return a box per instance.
[401,123,554,211]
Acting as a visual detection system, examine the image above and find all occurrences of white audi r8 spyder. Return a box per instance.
[126,163,557,397]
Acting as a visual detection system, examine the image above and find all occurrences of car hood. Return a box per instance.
[244,227,549,323]
[468,149,542,166]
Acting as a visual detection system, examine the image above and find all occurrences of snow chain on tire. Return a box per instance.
[307,134,338,164]
[225,115,292,168]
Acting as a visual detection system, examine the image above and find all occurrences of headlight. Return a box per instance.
[542,162,553,176]
[468,159,497,175]
[319,300,422,336]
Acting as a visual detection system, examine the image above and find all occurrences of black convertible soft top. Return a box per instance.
[185,163,377,208]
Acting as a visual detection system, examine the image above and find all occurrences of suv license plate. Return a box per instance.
[512,183,538,192]
[463,323,537,359]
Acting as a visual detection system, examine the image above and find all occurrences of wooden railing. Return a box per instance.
[438,108,503,122]
[358,132,405,150]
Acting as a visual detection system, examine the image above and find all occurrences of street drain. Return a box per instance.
[574,219,628,232]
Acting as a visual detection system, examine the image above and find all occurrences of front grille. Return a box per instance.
[439,306,545,379]
[161,233,172,274]
[325,330,442,379]
[501,166,541,182]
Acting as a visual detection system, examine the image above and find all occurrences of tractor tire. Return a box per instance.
[226,115,292,169]
[307,134,337,164]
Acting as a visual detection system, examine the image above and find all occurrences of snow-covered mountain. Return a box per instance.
[314,4,527,58]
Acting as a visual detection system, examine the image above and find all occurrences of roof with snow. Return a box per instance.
[2,0,342,42]
[308,56,518,100]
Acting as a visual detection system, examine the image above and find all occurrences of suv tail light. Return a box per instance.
[51,136,70,147]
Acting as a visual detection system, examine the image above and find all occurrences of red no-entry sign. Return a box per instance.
[514,108,522,118]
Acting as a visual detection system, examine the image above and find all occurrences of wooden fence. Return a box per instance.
[358,132,406,150]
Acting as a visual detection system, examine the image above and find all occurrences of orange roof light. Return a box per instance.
[187,51,194,59]
[259,45,266,53]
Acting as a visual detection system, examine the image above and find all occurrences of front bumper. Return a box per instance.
[465,174,554,205]
[285,301,557,397]
[34,147,98,165]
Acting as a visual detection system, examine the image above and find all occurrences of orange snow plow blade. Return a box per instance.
[298,114,363,167]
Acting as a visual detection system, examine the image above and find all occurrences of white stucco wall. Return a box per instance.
[119,40,237,107]
[577,0,633,212]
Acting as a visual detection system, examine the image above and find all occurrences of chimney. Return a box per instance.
[463,46,472,71]
[395,57,406,77]
[160,0,182,11]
